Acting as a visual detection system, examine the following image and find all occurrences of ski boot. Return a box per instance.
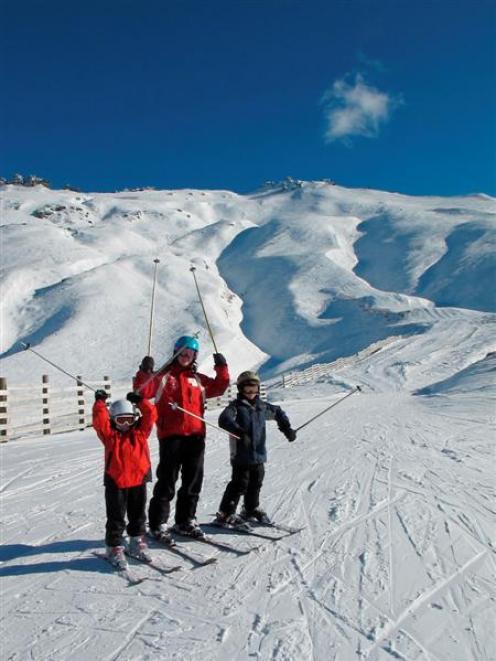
[173,519,206,539]
[127,535,152,563]
[240,507,271,524]
[105,545,128,570]
[212,511,252,532]
[149,524,174,546]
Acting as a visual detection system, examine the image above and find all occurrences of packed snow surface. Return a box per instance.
[1,181,495,659]
[1,387,494,660]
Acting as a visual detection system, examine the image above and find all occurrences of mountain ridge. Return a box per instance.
[1,181,495,390]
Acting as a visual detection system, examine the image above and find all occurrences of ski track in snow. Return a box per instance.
[1,391,494,660]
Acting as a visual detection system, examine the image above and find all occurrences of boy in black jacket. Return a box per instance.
[214,371,296,527]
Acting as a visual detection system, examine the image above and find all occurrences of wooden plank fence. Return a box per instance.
[0,376,266,442]
[0,375,112,442]
[274,335,406,389]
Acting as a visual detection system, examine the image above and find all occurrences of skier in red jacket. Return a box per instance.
[143,335,229,540]
[93,389,157,569]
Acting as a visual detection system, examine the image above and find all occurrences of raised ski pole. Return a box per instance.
[135,331,201,394]
[190,265,218,353]
[147,258,160,356]
[169,402,240,439]
[20,342,97,392]
[294,386,362,433]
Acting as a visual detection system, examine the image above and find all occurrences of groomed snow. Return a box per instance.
[1,385,494,660]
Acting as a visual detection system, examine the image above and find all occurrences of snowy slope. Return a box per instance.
[415,351,496,396]
[1,386,494,660]
[1,181,495,390]
[1,181,495,660]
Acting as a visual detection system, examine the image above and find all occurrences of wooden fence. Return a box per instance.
[272,335,406,389]
[0,376,266,442]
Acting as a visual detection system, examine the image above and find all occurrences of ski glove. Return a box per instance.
[213,353,227,367]
[285,428,297,442]
[94,389,109,401]
[127,391,142,404]
[139,356,155,373]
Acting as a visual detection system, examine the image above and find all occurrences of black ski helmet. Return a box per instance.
[236,371,260,389]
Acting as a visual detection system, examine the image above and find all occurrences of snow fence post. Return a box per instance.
[260,381,267,402]
[103,375,111,401]
[0,377,8,442]
[42,374,50,435]
[76,376,85,430]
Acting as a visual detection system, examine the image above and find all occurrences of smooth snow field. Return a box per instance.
[1,386,494,661]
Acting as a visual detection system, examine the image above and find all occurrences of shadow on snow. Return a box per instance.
[0,538,107,577]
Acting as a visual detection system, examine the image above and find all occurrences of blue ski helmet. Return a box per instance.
[174,335,200,354]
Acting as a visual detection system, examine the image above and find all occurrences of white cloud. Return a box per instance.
[323,74,399,143]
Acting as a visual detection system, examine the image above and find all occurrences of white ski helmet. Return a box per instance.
[109,399,137,420]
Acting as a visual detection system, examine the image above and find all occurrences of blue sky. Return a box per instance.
[2,0,495,195]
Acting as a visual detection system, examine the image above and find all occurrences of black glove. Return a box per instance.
[240,433,252,450]
[94,389,109,401]
[213,353,227,367]
[285,428,297,442]
[139,355,155,373]
[127,391,142,404]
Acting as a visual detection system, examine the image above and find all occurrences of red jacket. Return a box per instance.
[92,398,157,488]
[133,369,157,399]
[137,362,229,439]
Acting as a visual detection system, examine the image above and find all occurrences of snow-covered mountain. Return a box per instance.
[1,181,495,391]
[1,181,495,660]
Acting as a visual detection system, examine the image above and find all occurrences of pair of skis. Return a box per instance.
[210,520,305,537]
[95,520,305,584]
[146,530,252,565]
[147,519,304,565]
[93,550,182,587]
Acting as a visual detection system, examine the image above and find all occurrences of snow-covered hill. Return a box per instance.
[1,181,495,393]
[1,181,495,660]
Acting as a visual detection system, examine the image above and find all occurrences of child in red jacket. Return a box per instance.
[93,389,157,569]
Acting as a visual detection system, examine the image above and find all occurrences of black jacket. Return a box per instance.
[218,395,292,465]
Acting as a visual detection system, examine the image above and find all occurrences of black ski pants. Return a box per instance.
[218,463,265,515]
[148,434,205,529]
[104,477,147,547]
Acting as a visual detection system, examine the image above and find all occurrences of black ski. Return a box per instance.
[146,533,217,569]
[202,522,289,542]
[176,532,259,556]
[256,522,306,536]
[125,551,183,577]
[164,543,218,569]
[93,551,146,587]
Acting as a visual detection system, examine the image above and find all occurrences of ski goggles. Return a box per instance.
[114,415,135,427]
